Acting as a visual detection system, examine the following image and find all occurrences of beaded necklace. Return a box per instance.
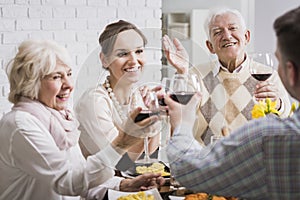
[104,76,136,122]
[104,76,129,122]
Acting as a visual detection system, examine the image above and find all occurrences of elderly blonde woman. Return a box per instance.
[0,39,164,200]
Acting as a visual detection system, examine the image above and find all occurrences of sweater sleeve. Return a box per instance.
[86,176,124,200]
[11,111,121,197]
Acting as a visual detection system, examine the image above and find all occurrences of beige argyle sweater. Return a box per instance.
[190,59,291,145]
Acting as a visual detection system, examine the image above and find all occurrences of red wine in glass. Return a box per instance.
[159,74,200,106]
[251,73,272,81]
[170,92,195,105]
[134,110,159,122]
[158,92,195,106]
[158,98,167,106]
[249,53,275,81]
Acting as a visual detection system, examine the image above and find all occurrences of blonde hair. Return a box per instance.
[6,39,72,104]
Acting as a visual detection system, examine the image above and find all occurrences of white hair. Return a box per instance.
[204,7,247,40]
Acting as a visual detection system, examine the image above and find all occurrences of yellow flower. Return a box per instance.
[289,102,298,117]
[251,98,279,119]
[251,101,266,118]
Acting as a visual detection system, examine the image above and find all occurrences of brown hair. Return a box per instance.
[274,6,300,68]
[99,20,147,56]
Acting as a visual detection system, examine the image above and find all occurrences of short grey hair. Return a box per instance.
[204,7,247,40]
[6,39,72,104]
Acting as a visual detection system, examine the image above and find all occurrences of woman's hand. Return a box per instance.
[112,107,159,153]
[119,173,165,192]
[162,35,189,74]
[139,85,162,107]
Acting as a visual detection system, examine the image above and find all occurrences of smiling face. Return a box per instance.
[102,29,145,87]
[206,12,250,69]
[38,62,73,111]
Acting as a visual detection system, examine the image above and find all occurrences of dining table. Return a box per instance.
[112,167,241,200]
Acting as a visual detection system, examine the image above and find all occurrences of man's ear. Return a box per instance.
[244,30,250,45]
[286,61,298,86]
[100,52,109,69]
[206,40,215,54]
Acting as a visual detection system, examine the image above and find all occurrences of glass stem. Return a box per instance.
[144,137,150,161]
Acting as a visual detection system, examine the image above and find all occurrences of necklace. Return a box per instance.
[104,76,128,122]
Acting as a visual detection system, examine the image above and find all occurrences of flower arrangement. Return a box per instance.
[251,98,279,119]
[251,98,298,119]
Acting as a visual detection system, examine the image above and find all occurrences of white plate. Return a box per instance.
[108,188,162,200]
[120,170,135,179]
[168,195,185,200]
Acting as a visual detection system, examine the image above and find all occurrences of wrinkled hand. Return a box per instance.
[112,107,159,152]
[164,92,201,130]
[254,81,281,109]
[162,35,189,74]
[120,173,165,192]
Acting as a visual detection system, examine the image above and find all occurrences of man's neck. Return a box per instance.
[220,54,246,73]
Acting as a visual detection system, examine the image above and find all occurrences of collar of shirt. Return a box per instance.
[212,55,250,77]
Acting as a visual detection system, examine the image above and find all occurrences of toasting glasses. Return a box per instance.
[161,73,201,105]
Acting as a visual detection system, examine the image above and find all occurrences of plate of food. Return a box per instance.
[122,161,171,178]
[108,188,162,200]
[170,192,239,200]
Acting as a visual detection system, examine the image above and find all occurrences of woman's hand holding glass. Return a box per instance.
[129,86,161,164]
[113,106,158,154]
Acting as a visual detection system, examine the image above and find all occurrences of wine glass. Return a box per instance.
[129,86,161,164]
[168,73,201,105]
[157,77,173,165]
[158,77,172,106]
[249,53,276,81]
[249,53,276,103]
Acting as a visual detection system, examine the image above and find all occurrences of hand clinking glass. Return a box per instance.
[160,73,201,106]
